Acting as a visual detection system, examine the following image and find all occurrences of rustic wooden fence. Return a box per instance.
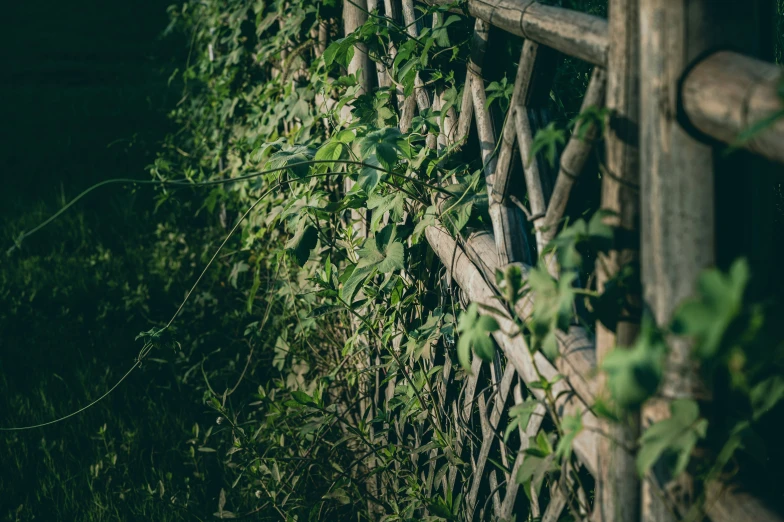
[332,0,784,520]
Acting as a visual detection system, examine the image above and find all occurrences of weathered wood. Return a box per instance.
[466,364,515,518]
[501,381,546,520]
[637,3,784,522]
[341,0,372,123]
[467,20,529,265]
[458,228,597,406]
[422,0,608,66]
[593,0,641,521]
[366,0,392,89]
[494,40,555,208]
[425,224,602,477]
[681,51,784,165]
[540,67,607,245]
[400,0,437,148]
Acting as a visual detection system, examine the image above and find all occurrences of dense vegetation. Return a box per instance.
[2,1,784,521]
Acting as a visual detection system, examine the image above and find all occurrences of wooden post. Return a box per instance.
[595,0,640,520]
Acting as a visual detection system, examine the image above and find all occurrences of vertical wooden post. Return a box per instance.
[342,0,372,123]
[640,1,774,519]
[595,0,640,519]
[638,0,725,519]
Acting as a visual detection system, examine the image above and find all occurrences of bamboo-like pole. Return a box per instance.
[435,223,782,522]
[424,225,602,477]
[421,0,608,66]
[494,39,557,257]
[366,0,391,88]
[594,0,640,520]
[540,67,607,245]
[467,19,529,265]
[681,51,784,165]
[401,0,437,149]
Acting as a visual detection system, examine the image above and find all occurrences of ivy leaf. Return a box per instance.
[357,224,405,274]
[671,258,749,360]
[266,146,314,179]
[496,264,526,306]
[285,221,318,266]
[367,192,404,232]
[314,140,346,170]
[456,303,499,373]
[527,266,576,359]
[485,77,513,113]
[529,122,566,168]
[413,206,437,244]
[357,156,384,194]
[504,398,540,443]
[340,263,376,303]
[750,375,784,421]
[637,399,708,479]
[555,414,582,462]
[430,14,461,47]
[516,431,557,500]
[358,128,402,169]
[601,314,666,410]
[323,36,356,68]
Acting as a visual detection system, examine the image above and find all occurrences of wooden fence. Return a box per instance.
[333,0,784,520]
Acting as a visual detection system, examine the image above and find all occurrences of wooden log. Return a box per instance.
[421,0,608,66]
[366,0,392,89]
[466,19,529,265]
[427,223,782,522]
[593,0,640,520]
[460,228,597,406]
[638,3,784,522]
[424,224,602,477]
[681,51,784,165]
[639,0,713,518]
[494,39,558,258]
[540,67,607,245]
[341,0,372,123]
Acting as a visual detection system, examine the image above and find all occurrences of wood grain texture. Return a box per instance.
[682,50,784,165]
[594,0,640,521]
[422,0,608,65]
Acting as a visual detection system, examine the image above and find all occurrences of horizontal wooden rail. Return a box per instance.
[681,51,784,165]
[421,0,608,66]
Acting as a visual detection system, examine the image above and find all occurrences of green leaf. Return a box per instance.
[456,303,499,373]
[636,399,708,478]
[555,414,582,462]
[357,156,384,194]
[357,224,405,274]
[671,258,749,360]
[750,375,784,420]
[340,263,375,303]
[601,314,667,410]
[266,146,314,179]
[285,221,318,266]
[529,122,566,168]
[358,128,402,169]
[314,140,346,170]
[527,266,576,359]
